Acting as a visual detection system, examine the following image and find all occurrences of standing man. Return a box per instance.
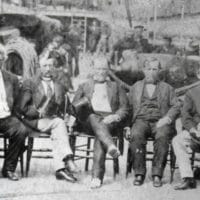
[16,57,78,182]
[72,56,129,188]
[125,57,180,187]
[0,44,29,181]
[88,20,101,53]
[172,85,200,190]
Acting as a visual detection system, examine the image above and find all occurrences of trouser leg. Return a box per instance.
[87,114,115,150]
[37,117,73,171]
[92,138,107,180]
[152,124,172,177]
[0,116,28,172]
[129,120,149,176]
[172,130,194,178]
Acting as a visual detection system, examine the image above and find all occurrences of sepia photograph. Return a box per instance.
[0,0,200,199]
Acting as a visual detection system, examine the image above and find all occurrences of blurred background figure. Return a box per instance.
[88,20,101,53]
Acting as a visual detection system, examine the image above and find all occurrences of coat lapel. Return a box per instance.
[135,80,145,108]
[106,81,114,105]
[34,77,46,108]
[86,79,95,100]
[157,82,166,109]
[54,81,64,104]
[1,70,13,108]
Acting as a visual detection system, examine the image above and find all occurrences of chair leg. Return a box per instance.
[191,151,195,170]
[70,135,76,156]
[113,158,119,179]
[126,146,132,178]
[85,137,91,171]
[170,145,176,183]
[3,138,7,158]
[20,154,24,177]
[26,137,34,177]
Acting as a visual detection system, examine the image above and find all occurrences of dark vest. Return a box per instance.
[137,85,161,122]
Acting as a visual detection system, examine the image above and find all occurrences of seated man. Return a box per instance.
[0,44,29,181]
[126,57,180,187]
[16,57,78,183]
[173,85,200,190]
[72,56,129,188]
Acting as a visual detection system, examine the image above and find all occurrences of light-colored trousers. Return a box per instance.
[37,117,73,171]
[172,130,193,178]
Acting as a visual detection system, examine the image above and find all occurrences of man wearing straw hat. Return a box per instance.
[72,56,129,188]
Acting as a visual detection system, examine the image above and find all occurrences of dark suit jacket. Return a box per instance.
[72,79,129,122]
[181,86,200,131]
[16,75,68,130]
[1,69,19,112]
[129,80,180,124]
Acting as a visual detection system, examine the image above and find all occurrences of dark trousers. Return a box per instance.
[0,116,28,172]
[82,114,118,180]
[130,119,174,178]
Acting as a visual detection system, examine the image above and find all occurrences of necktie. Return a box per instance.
[46,82,53,99]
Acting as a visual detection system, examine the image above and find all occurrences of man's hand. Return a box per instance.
[197,123,200,132]
[102,114,121,124]
[190,127,200,138]
[38,107,46,118]
[156,116,172,128]
[123,127,131,141]
[67,115,76,133]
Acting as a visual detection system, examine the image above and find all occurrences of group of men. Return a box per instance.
[1,39,200,191]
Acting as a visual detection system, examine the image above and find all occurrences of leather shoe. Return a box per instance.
[2,171,19,181]
[133,175,144,186]
[55,169,77,183]
[153,176,162,187]
[174,178,196,190]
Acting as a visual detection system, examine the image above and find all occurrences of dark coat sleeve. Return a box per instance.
[165,85,181,122]
[72,84,85,105]
[17,79,40,119]
[181,91,199,131]
[115,85,129,120]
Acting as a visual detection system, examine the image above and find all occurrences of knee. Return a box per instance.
[52,117,65,128]
[16,124,28,139]
[130,128,144,143]
[156,125,172,141]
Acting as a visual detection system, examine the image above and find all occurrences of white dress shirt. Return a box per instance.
[41,80,54,96]
[91,83,112,113]
[0,70,11,119]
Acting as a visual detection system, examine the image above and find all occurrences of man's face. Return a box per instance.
[40,59,54,78]
[144,61,160,83]
[0,52,5,69]
[93,68,108,83]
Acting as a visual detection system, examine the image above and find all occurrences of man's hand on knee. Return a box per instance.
[156,116,172,128]
[102,114,120,124]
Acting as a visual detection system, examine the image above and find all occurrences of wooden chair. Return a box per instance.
[25,133,53,177]
[70,132,123,179]
[126,137,176,183]
[0,133,24,177]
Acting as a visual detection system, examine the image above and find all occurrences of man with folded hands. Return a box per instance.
[125,57,180,187]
